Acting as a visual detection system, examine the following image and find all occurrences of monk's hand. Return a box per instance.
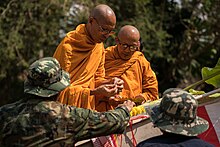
[91,84,118,97]
[117,100,135,112]
[109,94,122,100]
[112,77,124,93]
[134,94,146,105]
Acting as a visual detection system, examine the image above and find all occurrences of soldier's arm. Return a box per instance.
[60,104,130,142]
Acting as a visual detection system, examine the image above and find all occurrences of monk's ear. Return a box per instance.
[89,17,94,23]
[137,41,140,47]
[115,37,119,44]
[137,41,141,51]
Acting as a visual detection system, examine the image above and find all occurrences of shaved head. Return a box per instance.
[90,4,116,25]
[116,25,140,60]
[118,25,140,42]
[86,4,116,43]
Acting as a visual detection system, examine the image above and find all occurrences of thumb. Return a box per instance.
[105,84,117,89]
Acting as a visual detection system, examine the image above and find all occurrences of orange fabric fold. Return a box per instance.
[57,86,92,109]
[96,45,159,112]
[53,24,105,110]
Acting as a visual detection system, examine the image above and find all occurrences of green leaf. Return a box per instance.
[202,58,220,88]
[209,93,220,98]
[189,89,205,95]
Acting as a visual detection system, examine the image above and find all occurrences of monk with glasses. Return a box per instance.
[53,4,123,110]
[96,25,159,112]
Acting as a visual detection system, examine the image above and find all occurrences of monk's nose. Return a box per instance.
[124,47,130,52]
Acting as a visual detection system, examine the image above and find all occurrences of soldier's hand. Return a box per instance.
[118,100,135,112]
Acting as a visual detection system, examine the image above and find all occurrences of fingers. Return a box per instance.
[99,84,117,97]
[115,94,122,99]
[97,79,124,97]
[117,85,123,93]
[111,77,124,94]
[113,77,124,85]
[104,84,123,95]
[104,84,117,89]
[105,86,118,96]
[121,100,136,112]
[123,100,135,106]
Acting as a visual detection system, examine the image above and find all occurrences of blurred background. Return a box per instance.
[0,0,219,106]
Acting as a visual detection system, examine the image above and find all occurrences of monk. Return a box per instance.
[53,4,123,110]
[96,25,159,112]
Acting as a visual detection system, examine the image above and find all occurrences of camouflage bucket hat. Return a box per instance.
[24,57,70,97]
[147,88,209,136]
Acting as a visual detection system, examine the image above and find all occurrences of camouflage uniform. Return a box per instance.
[147,88,209,136]
[0,57,130,147]
[137,88,214,147]
[0,98,129,146]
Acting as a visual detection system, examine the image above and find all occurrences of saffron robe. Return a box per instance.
[53,24,105,110]
[96,45,158,111]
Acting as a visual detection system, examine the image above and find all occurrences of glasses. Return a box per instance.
[93,18,114,34]
[119,41,139,52]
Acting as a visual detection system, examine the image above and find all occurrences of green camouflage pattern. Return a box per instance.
[24,57,70,97]
[0,98,130,146]
[148,88,209,136]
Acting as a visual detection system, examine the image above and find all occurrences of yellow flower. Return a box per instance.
[130,105,146,117]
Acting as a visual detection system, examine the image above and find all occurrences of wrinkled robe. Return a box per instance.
[96,45,158,112]
[53,24,105,110]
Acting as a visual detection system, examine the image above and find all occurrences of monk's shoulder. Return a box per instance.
[135,51,150,64]
[134,51,145,58]
[105,45,116,54]
[105,45,114,50]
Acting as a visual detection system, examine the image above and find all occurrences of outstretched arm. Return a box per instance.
[57,100,134,142]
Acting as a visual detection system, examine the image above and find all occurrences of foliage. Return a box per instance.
[184,58,220,90]
[189,89,205,95]
[185,58,220,104]
[0,0,73,105]
[202,58,220,88]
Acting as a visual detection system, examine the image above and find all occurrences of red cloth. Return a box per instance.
[197,106,220,147]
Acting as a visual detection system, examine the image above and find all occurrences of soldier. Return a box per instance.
[0,57,135,147]
[137,88,214,147]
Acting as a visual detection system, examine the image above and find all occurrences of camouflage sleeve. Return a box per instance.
[59,104,130,141]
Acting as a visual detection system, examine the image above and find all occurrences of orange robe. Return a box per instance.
[96,45,158,112]
[53,24,105,110]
